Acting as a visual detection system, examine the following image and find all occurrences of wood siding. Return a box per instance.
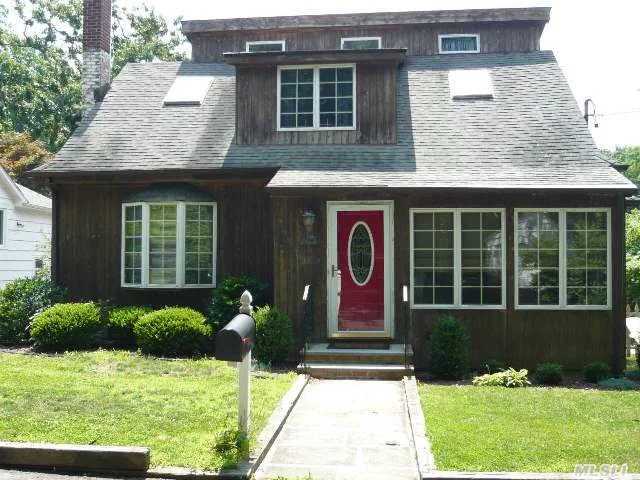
[52,180,273,311]
[192,22,544,62]
[271,190,625,371]
[235,63,396,145]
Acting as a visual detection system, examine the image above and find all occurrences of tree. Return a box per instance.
[601,146,640,186]
[0,131,53,191]
[0,0,187,153]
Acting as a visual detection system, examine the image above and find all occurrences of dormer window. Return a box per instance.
[439,34,480,54]
[246,40,285,53]
[341,37,381,50]
[277,64,356,130]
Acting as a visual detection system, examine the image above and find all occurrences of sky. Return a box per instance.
[111,0,640,149]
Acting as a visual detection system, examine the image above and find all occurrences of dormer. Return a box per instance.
[181,7,550,145]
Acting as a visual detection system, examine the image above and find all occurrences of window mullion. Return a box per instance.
[559,210,566,308]
[313,68,320,128]
[142,204,149,288]
[454,210,461,306]
[176,203,186,287]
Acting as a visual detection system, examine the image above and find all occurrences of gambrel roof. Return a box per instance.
[35,51,636,193]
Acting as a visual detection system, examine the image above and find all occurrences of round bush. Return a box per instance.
[134,307,212,357]
[480,358,506,374]
[429,314,469,380]
[30,302,101,352]
[597,377,637,391]
[582,361,611,383]
[207,275,270,335]
[107,306,153,349]
[533,363,564,385]
[254,305,293,364]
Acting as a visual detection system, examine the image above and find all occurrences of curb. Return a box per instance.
[403,376,437,477]
[0,442,149,472]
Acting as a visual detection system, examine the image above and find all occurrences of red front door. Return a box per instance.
[336,210,385,331]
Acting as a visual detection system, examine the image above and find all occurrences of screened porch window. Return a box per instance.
[122,201,216,288]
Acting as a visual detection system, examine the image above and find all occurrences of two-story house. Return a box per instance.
[34,1,636,372]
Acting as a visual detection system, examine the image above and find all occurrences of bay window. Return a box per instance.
[278,64,356,130]
[122,202,216,288]
[411,209,505,308]
[515,209,610,309]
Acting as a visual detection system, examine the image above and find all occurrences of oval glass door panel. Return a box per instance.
[348,222,374,286]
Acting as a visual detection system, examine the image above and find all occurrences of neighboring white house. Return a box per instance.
[0,167,52,288]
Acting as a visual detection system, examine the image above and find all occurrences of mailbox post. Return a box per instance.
[215,290,255,436]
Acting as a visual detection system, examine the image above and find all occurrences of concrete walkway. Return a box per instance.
[255,379,419,480]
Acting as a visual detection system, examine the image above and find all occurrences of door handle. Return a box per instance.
[331,264,339,277]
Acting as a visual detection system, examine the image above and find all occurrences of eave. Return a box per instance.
[223,48,407,66]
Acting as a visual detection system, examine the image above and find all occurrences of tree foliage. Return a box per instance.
[0,131,53,191]
[1,0,186,153]
[602,146,640,186]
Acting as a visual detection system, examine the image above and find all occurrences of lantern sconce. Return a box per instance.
[301,209,318,245]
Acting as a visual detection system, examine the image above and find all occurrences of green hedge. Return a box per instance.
[106,306,153,349]
[253,305,293,364]
[0,272,66,345]
[583,361,611,383]
[134,307,212,357]
[429,314,469,380]
[30,302,101,352]
[533,363,564,385]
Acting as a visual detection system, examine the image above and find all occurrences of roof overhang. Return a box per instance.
[223,48,407,66]
[182,7,551,35]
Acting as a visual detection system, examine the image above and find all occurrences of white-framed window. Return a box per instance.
[121,202,217,288]
[246,40,285,53]
[0,209,4,247]
[277,64,356,131]
[439,34,480,54]
[410,209,506,309]
[515,208,610,310]
[341,37,381,50]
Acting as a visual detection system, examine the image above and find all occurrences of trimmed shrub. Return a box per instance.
[533,363,564,386]
[134,307,211,357]
[429,314,469,380]
[597,377,638,391]
[107,306,153,349]
[0,272,66,345]
[473,368,530,388]
[626,369,640,381]
[30,302,102,352]
[254,305,293,364]
[583,361,611,383]
[206,275,270,335]
[637,351,640,370]
[480,358,506,374]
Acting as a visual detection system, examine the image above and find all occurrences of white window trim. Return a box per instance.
[410,208,506,310]
[438,34,480,54]
[340,36,382,49]
[121,202,217,289]
[245,40,286,52]
[514,208,611,311]
[277,64,357,132]
[0,209,5,248]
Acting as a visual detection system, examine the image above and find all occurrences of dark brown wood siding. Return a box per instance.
[270,190,625,371]
[53,179,273,311]
[192,22,544,62]
[235,63,396,145]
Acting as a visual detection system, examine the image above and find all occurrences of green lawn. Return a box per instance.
[419,383,639,473]
[0,350,296,470]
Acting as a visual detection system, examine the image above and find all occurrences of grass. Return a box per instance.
[0,350,296,470]
[419,382,639,473]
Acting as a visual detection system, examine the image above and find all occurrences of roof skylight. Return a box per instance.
[449,69,493,99]
[163,76,214,106]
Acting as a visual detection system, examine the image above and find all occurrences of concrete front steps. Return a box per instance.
[297,342,414,379]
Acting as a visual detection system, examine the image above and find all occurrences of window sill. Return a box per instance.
[514,305,611,311]
[277,126,357,132]
[411,304,506,310]
[121,284,216,290]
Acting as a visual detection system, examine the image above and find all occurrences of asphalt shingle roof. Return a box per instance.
[37,51,635,192]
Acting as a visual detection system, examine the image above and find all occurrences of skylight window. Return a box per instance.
[449,69,493,99]
[163,76,214,106]
[341,37,381,50]
[246,40,286,52]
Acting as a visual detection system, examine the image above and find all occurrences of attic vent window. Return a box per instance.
[163,76,214,106]
[246,40,285,52]
[341,37,381,50]
[439,34,480,54]
[449,69,493,99]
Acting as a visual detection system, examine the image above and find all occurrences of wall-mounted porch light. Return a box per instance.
[302,209,318,245]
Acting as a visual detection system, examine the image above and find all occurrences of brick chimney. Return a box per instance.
[82,0,111,113]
